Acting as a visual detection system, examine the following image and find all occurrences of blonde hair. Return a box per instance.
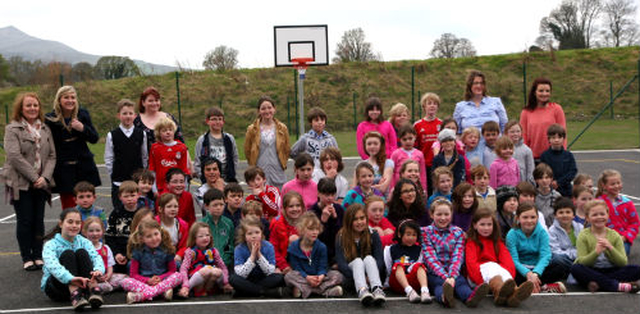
[81,216,105,239]
[297,212,323,235]
[236,216,263,245]
[420,92,441,108]
[584,199,608,218]
[461,127,480,143]
[388,103,409,124]
[48,86,79,130]
[154,117,177,141]
[127,220,175,259]
[596,169,621,197]
[186,222,214,248]
[433,166,453,183]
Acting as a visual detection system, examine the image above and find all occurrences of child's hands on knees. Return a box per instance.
[178,287,190,298]
[71,277,90,288]
[147,276,161,286]
[115,254,128,265]
[526,272,541,292]
[445,277,455,288]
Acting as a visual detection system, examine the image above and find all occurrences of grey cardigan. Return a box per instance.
[548,219,584,260]
[2,121,56,200]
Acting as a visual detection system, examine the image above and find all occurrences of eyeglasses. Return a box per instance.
[401,188,416,194]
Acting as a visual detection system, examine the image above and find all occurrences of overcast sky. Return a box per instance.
[2,0,637,69]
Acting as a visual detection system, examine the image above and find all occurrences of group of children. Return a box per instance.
[39,95,640,311]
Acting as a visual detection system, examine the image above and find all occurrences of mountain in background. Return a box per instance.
[0,26,177,74]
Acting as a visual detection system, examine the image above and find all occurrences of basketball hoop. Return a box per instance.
[292,57,314,78]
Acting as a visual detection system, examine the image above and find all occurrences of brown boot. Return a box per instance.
[507,281,534,307]
[492,278,515,306]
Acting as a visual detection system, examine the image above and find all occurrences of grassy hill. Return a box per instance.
[0,46,638,141]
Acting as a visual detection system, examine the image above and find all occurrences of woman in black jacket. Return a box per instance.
[45,86,101,209]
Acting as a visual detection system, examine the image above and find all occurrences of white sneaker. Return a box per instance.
[163,289,173,301]
[407,290,420,303]
[126,292,143,304]
[421,291,433,304]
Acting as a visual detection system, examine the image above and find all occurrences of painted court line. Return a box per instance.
[0,293,633,313]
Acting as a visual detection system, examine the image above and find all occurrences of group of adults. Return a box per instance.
[2,69,565,272]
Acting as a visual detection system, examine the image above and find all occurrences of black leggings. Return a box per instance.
[44,249,93,301]
[514,260,568,285]
[229,272,284,297]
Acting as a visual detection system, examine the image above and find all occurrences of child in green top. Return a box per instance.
[570,199,640,293]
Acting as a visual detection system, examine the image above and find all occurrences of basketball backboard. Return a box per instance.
[274,25,329,67]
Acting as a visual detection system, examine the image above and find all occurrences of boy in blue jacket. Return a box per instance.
[539,124,576,197]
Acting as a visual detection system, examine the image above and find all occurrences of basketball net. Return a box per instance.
[292,58,313,79]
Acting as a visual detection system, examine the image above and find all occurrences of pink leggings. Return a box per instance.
[121,273,183,301]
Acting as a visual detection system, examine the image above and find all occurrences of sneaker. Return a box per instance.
[70,290,89,311]
[324,286,343,298]
[371,286,386,306]
[88,287,103,309]
[407,290,420,303]
[628,282,640,294]
[494,279,516,306]
[540,282,566,294]
[507,281,534,307]
[442,282,455,308]
[587,281,599,293]
[358,288,374,306]
[292,287,302,298]
[465,283,489,308]
[163,289,173,301]
[421,291,433,304]
[264,287,287,298]
[126,292,143,304]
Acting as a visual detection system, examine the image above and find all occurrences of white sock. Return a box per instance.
[405,286,414,295]
[189,272,204,287]
[421,286,430,294]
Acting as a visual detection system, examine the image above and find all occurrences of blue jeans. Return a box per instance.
[427,273,473,304]
[624,242,631,256]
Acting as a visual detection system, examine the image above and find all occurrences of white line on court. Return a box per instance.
[572,149,640,154]
[0,292,633,313]
[0,214,15,223]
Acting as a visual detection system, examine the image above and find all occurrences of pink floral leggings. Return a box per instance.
[121,273,183,301]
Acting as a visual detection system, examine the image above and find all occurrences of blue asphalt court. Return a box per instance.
[1,149,639,313]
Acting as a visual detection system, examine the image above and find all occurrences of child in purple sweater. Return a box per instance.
[490,137,520,189]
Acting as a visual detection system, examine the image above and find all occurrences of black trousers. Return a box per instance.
[514,260,568,285]
[229,271,284,297]
[13,188,46,262]
[44,249,93,301]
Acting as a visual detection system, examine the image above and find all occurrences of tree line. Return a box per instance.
[1,0,637,87]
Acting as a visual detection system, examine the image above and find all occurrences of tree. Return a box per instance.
[0,54,10,85]
[202,46,239,71]
[600,0,639,47]
[71,62,95,82]
[539,0,603,50]
[333,28,380,63]
[94,56,140,80]
[429,33,477,58]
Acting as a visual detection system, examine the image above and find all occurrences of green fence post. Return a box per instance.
[294,70,299,140]
[353,92,357,130]
[417,91,422,118]
[610,81,614,119]
[637,58,640,148]
[287,95,291,133]
[219,98,223,111]
[411,66,415,121]
[59,74,64,87]
[175,71,182,126]
[522,61,527,105]
[5,104,8,124]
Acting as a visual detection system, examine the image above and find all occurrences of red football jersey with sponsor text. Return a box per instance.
[149,142,190,191]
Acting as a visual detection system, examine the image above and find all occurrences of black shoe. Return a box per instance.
[70,290,89,312]
[88,287,103,309]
